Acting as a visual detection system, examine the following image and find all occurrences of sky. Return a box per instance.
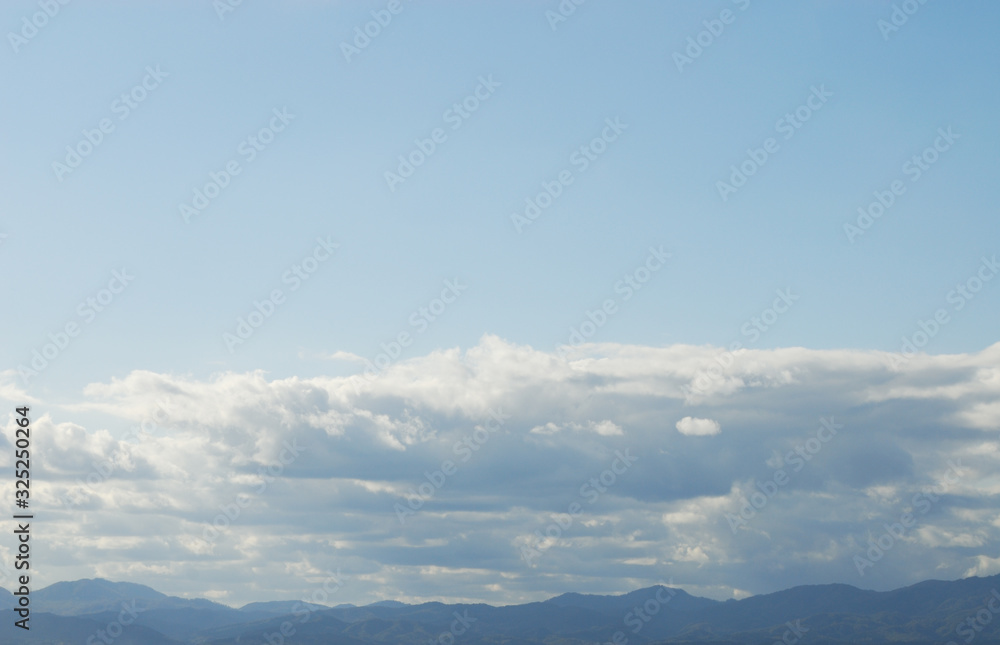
[0,0,999,608]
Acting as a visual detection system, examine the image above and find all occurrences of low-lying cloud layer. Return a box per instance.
[1,335,998,607]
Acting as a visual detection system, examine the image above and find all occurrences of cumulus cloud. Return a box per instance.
[530,420,624,436]
[0,369,40,404]
[675,416,721,436]
[2,335,999,608]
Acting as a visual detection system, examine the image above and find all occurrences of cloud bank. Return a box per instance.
[1,335,998,607]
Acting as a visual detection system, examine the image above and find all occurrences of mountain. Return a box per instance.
[628,577,1000,642]
[546,586,720,614]
[367,599,410,607]
[15,578,278,641]
[0,585,14,610]
[0,609,183,645]
[0,574,998,644]
[239,600,331,614]
[31,578,229,615]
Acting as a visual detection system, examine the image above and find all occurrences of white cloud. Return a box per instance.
[324,350,368,364]
[676,416,721,436]
[0,369,41,404]
[5,335,1000,607]
[529,420,623,436]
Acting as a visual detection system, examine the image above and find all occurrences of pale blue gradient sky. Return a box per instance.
[1,0,997,401]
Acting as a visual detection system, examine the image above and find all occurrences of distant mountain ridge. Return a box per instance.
[238,599,332,614]
[546,586,719,614]
[1,575,999,644]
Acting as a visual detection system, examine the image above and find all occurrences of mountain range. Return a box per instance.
[1,574,999,644]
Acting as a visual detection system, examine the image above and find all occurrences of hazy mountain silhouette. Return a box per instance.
[239,599,331,614]
[0,609,183,645]
[1,575,998,644]
[546,586,719,614]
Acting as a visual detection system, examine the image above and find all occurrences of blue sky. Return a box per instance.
[1,0,999,608]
